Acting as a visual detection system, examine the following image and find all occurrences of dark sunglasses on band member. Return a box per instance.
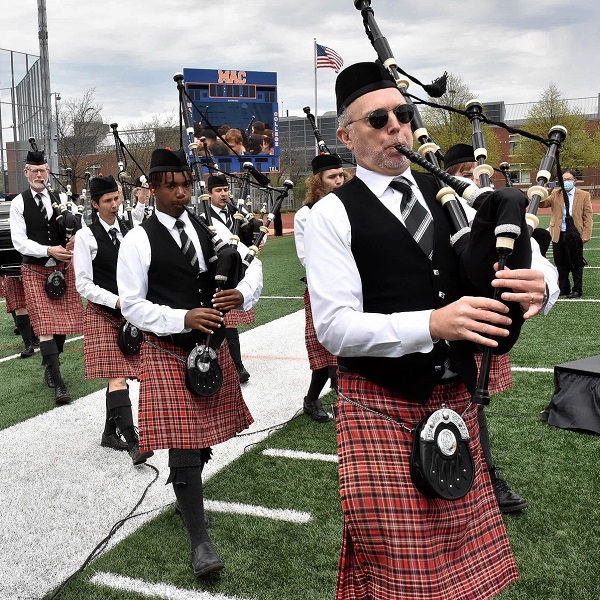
[347,104,415,129]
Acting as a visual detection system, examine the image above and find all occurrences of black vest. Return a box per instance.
[334,173,476,403]
[90,219,129,316]
[21,189,62,265]
[142,214,218,349]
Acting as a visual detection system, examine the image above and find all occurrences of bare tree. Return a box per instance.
[57,89,107,194]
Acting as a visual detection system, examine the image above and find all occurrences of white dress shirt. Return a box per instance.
[73,216,123,309]
[117,209,263,337]
[293,204,311,267]
[304,165,559,359]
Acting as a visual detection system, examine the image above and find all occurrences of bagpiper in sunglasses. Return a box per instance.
[346,104,415,129]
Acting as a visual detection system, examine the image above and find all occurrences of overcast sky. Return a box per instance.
[1,0,598,132]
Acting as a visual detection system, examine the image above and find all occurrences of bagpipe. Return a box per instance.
[353,0,566,406]
[303,106,331,155]
[110,124,135,229]
[174,72,249,396]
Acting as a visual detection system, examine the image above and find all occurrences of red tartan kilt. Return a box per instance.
[475,352,512,395]
[137,338,254,453]
[1,277,27,313]
[21,261,83,336]
[335,371,518,600]
[303,288,337,371]
[224,307,255,327]
[83,303,140,380]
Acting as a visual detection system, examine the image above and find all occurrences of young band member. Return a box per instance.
[294,153,350,422]
[9,149,84,404]
[73,174,151,464]
[131,175,151,224]
[117,148,261,578]
[207,173,254,383]
[444,143,559,513]
[304,62,556,600]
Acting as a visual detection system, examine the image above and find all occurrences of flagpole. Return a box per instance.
[313,38,319,155]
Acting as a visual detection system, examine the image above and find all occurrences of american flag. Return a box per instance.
[316,43,344,73]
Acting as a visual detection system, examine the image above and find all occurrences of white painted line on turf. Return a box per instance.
[204,499,311,523]
[90,572,253,600]
[262,448,338,463]
[556,298,600,302]
[260,295,303,299]
[0,334,83,363]
[511,366,554,373]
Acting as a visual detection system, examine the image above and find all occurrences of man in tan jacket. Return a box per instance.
[540,170,593,298]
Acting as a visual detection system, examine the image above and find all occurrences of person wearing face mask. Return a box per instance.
[539,169,593,298]
[294,153,352,422]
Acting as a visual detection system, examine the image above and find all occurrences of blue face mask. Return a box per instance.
[563,180,575,192]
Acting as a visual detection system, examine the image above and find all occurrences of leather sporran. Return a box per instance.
[185,343,223,397]
[117,321,144,355]
[45,270,66,299]
[410,406,475,501]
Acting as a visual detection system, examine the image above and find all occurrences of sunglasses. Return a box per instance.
[347,104,414,129]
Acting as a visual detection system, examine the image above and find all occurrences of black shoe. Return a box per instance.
[236,367,250,383]
[490,468,528,513]
[32,336,40,348]
[303,397,331,423]
[567,291,582,298]
[128,442,154,465]
[101,432,129,451]
[20,342,35,358]
[174,500,210,527]
[54,382,72,404]
[191,541,224,578]
[44,364,56,389]
[13,327,19,335]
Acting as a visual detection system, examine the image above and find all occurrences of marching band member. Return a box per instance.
[304,62,551,600]
[294,153,350,422]
[207,173,254,383]
[73,174,151,464]
[10,149,83,404]
[1,279,38,358]
[117,148,261,578]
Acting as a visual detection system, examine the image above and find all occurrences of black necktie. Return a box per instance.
[389,176,434,259]
[221,209,232,229]
[35,193,47,221]
[174,219,199,268]
[108,227,120,248]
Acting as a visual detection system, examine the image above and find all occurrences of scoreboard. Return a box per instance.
[182,68,279,175]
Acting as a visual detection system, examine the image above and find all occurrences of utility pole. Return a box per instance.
[37,0,56,173]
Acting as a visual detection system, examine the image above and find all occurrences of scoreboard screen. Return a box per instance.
[183,68,279,175]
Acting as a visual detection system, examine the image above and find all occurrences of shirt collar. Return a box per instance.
[155,208,191,231]
[98,215,118,232]
[356,164,414,198]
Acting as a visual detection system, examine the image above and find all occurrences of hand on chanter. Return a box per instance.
[429,296,511,348]
[491,263,546,319]
[212,289,244,312]
[184,307,223,334]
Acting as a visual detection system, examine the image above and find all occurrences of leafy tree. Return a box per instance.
[419,72,500,170]
[513,83,599,176]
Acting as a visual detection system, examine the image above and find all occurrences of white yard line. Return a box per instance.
[0,310,311,600]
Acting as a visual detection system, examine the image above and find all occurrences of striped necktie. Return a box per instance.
[389,176,434,259]
[220,209,233,229]
[174,219,199,268]
[108,227,120,248]
[35,193,48,221]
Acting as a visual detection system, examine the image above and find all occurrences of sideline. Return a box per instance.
[0,310,312,600]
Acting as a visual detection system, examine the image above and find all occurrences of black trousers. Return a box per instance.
[552,232,583,295]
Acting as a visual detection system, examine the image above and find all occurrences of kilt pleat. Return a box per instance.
[304,288,337,371]
[21,262,83,335]
[83,303,140,380]
[138,339,254,453]
[476,352,513,395]
[1,277,27,313]
[335,371,518,600]
[224,307,255,327]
